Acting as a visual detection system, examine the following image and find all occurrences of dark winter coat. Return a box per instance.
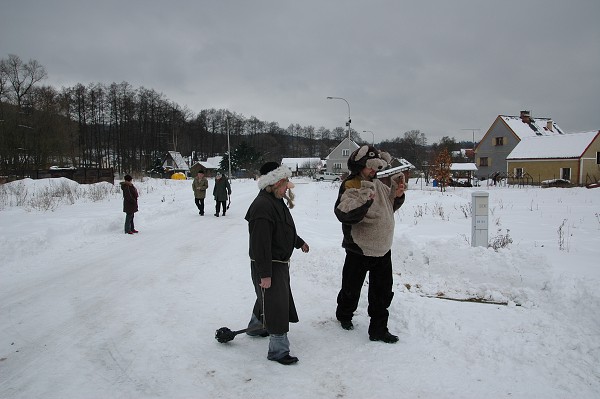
[192,176,209,199]
[213,177,231,202]
[246,190,305,277]
[245,190,305,333]
[120,181,138,214]
[334,175,404,257]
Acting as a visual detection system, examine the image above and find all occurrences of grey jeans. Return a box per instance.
[267,333,290,360]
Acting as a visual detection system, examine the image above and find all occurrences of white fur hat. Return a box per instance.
[257,162,292,190]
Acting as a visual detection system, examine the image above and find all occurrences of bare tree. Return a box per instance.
[432,147,452,192]
[4,54,47,109]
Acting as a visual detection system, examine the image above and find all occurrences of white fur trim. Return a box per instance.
[257,165,292,190]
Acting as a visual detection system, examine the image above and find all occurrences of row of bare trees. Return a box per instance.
[1,55,365,175]
[1,54,469,177]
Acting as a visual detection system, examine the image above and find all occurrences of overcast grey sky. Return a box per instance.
[2,0,599,144]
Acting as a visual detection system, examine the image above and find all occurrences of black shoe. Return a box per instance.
[214,213,219,217]
[339,320,354,330]
[369,332,399,343]
[222,213,226,216]
[271,354,299,365]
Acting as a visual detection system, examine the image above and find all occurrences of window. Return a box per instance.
[479,157,488,167]
[342,149,350,156]
[333,162,343,170]
[514,168,523,178]
[495,137,504,146]
[596,152,600,165]
[561,168,571,181]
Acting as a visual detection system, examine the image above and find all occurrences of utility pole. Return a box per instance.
[461,128,480,149]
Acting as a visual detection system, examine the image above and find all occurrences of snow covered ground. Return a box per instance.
[0,176,598,398]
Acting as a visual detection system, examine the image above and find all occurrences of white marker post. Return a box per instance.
[471,191,489,247]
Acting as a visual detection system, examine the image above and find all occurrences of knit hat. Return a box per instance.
[257,162,292,190]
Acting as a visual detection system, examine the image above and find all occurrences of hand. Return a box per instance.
[259,277,271,289]
[395,175,406,197]
[395,183,405,198]
[301,243,310,253]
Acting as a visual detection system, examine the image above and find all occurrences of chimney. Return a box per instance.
[520,110,531,123]
[546,120,553,132]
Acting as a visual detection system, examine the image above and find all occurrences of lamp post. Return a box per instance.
[363,130,374,145]
[226,114,232,179]
[326,96,351,141]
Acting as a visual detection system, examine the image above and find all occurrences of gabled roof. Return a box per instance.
[165,151,190,170]
[507,130,600,160]
[499,115,565,139]
[377,158,415,178]
[450,163,478,171]
[325,138,360,159]
[205,156,223,169]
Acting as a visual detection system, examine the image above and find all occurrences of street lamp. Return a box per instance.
[225,114,232,179]
[363,130,374,145]
[326,96,351,141]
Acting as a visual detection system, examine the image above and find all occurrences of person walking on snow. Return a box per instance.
[192,169,208,215]
[120,174,139,234]
[213,172,231,217]
[334,145,406,343]
[244,162,309,365]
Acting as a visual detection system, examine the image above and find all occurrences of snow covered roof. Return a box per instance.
[450,163,478,171]
[205,156,223,169]
[165,151,189,171]
[197,161,219,170]
[507,130,600,160]
[500,115,565,139]
[377,158,415,178]
[281,158,324,170]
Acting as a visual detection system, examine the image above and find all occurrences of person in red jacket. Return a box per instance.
[244,162,309,365]
[120,174,139,234]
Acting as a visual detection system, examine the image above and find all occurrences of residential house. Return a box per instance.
[474,111,565,179]
[506,130,600,186]
[190,156,221,176]
[281,158,325,176]
[325,138,360,174]
[162,151,190,174]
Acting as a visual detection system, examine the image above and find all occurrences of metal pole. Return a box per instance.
[327,96,351,140]
[226,115,232,179]
[363,130,374,145]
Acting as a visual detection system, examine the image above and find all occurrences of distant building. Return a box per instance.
[325,138,360,174]
[162,151,190,173]
[281,158,324,176]
[474,111,565,179]
[506,130,600,186]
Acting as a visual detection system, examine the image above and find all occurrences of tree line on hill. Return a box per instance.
[1,54,473,176]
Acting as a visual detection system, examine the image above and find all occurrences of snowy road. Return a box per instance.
[1,178,599,398]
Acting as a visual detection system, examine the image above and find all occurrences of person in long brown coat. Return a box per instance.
[244,162,309,365]
[120,174,139,234]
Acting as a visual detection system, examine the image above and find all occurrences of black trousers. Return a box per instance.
[194,198,205,214]
[336,250,394,336]
[215,201,227,215]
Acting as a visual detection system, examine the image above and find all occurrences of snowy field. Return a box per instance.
[0,176,599,399]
